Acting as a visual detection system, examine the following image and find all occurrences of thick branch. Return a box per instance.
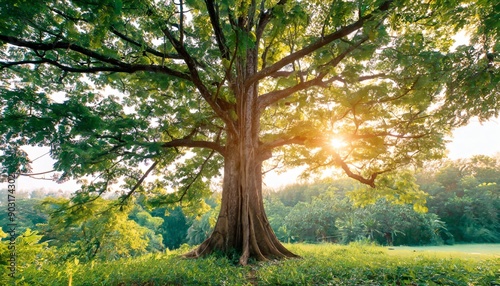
[110,27,181,60]
[259,136,311,151]
[19,169,56,177]
[333,155,380,188]
[258,35,370,109]
[204,0,229,59]
[162,28,237,135]
[349,132,429,140]
[269,71,387,82]
[261,129,428,152]
[0,35,124,64]
[119,160,159,205]
[257,77,323,109]
[1,58,191,78]
[0,35,192,80]
[162,138,226,156]
[256,0,288,41]
[260,135,385,188]
[247,0,393,87]
[1,60,47,68]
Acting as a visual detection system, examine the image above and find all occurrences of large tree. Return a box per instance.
[0,0,498,264]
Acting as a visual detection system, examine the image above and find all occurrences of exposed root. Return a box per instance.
[184,234,300,265]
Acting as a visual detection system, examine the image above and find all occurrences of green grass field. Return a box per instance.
[13,243,500,286]
[392,243,500,255]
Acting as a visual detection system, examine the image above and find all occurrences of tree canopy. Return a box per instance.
[1,0,498,264]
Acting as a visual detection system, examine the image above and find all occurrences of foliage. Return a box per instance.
[149,206,190,250]
[0,228,51,284]
[36,197,161,262]
[0,198,48,234]
[0,0,498,221]
[421,156,500,243]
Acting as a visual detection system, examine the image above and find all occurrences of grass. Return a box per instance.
[258,243,499,285]
[392,243,500,255]
[13,243,500,286]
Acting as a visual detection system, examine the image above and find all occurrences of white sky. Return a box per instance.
[10,117,500,193]
[445,118,500,160]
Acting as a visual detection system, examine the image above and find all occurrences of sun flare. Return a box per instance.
[329,138,347,150]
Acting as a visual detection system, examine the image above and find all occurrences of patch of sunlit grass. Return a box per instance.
[258,243,499,285]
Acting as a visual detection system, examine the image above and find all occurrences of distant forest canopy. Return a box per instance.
[1,154,499,264]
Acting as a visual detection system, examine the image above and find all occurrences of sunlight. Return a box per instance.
[329,137,347,150]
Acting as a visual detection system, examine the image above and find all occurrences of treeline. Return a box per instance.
[1,155,499,267]
[265,155,500,245]
[0,195,209,263]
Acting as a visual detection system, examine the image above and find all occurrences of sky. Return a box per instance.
[445,118,500,160]
[9,117,500,193]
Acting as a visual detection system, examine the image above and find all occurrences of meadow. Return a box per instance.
[15,243,500,286]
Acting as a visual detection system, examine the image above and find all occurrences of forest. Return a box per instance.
[1,155,499,272]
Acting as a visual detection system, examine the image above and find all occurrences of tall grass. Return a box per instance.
[15,243,500,285]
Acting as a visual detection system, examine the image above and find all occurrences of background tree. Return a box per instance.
[129,205,167,252]
[187,211,215,246]
[421,156,500,243]
[37,197,161,262]
[0,198,48,234]
[264,181,458,246]
[263,196,293,242]
[149,206,190,250]
[284,192,344,242]
[0,0,498,264]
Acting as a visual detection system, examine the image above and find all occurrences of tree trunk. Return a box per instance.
[184,134,298,265]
